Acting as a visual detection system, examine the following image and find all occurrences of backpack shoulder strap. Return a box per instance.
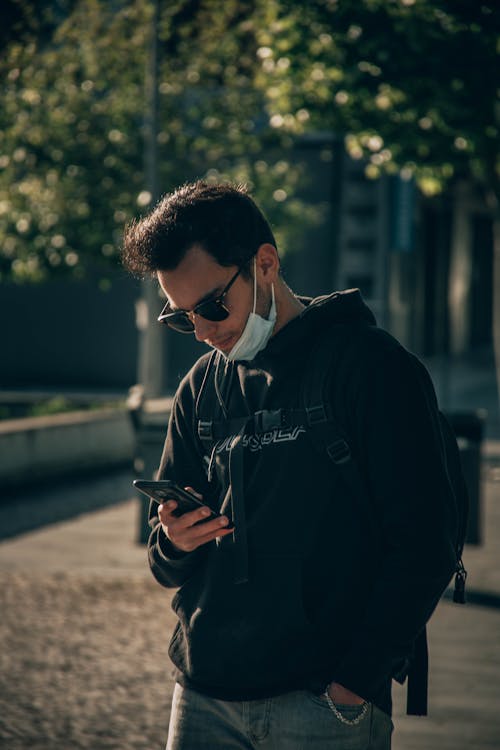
[300,333,429,716]
[195,352,245,449]
[300,335,374,519]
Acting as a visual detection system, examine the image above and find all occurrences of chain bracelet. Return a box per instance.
[323,689,369,726]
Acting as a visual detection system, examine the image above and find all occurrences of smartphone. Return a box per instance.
[133,479,233,527]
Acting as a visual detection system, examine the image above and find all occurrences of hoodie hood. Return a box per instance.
[299,288,377,325]
[256,288,377,365]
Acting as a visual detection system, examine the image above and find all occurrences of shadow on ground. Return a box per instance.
[0,470,135,541]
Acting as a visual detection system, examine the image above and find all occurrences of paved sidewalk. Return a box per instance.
[0,454,499,749]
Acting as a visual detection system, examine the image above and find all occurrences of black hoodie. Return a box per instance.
[147,290,457,715]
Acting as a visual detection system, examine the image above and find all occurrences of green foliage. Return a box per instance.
[0,1,148,283]
[28,396,126,417]
[29,396,77,417]
[1,0,497,283]
[0,0,309,284]
[264,0,499,200]
[0,396,127,420]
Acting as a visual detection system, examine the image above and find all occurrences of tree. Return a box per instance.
[0,0,314,285]
[257,0,498,202]
[252,0,500,384]
[0,0,148,283]
[3,0,498,381]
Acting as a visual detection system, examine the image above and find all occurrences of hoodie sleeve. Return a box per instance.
[332,329,458,704]
[147,362,213,589]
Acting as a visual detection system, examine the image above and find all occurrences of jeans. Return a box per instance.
[166,682,393,750]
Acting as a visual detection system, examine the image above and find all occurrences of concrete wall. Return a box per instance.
[0,408,135,489]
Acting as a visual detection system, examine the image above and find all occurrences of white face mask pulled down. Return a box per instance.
[222,259,276,362]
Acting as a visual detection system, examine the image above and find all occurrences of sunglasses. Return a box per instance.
[158,266,243,333]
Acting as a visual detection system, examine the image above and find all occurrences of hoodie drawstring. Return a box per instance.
[227,427,249,584]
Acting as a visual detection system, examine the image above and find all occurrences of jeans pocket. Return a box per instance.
[305,691,370,723]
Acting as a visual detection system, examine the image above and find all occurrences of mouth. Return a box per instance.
[210,334,235,351]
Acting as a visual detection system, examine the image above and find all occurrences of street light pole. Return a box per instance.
[137,0,165,398]
[131,0,170,542]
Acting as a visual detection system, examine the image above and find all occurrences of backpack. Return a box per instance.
[196,338,469,716]
[298,337,469,716]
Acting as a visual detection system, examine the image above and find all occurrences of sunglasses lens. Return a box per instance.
[196,301,229,322]
[159,312,194,333]
[158,294,231,333]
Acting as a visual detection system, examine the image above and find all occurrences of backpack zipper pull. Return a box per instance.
[207,443,218,483]
[453,558,467,604]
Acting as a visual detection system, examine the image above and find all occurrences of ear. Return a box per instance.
[255,243,280,282]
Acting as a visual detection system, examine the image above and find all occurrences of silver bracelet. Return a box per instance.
[323,687,369,726]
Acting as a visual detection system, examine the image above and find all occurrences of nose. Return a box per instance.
[192,313,216,343]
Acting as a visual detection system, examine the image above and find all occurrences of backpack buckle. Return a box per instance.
[306,405,328,425]
[327,439,351,464]
[198,420,213,441]
[254,409,284,432]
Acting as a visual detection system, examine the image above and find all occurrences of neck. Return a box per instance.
[272,280,305,336]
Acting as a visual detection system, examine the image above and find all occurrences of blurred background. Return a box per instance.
[1,0,498,515]
[1,2,499,749]
[1,0,498,402]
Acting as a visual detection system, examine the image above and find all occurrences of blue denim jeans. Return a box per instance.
[166,682,393,749]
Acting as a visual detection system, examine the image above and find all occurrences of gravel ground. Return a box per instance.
[2,576,500,750]
[2,481,500,750]
[0,572,176,750]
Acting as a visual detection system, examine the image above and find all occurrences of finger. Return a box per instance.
[174,505,216,529]
[171,525,234,552]
[184,486,203,500]
[158,500,178,521]
[159,502,223,530]
[188,526,234,547]
[168,515,232,550]
[179,514,232,539]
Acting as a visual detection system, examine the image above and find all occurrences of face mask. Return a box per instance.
[223,259,276,361]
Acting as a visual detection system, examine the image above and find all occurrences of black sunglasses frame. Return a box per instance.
[157,266,243,333]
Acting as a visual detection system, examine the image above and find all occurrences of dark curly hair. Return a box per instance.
[121,180,277,278]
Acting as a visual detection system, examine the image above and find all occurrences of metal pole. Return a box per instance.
[133,0,169,542]
[137,0,165,398]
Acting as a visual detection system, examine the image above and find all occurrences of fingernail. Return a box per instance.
[219,516,228,526]
[201,508,210,517]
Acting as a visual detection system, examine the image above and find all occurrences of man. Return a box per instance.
[122,180,457,749]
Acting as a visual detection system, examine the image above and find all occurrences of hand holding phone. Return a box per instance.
[133,479,234,552]
[134,480,218,518]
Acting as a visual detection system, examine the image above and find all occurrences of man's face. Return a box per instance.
[157,245,256,353]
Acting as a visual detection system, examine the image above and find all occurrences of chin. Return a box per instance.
[210,333,237,352]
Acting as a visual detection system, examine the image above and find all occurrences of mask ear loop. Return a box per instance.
[252,257,258,313]
[252,255,275,318]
